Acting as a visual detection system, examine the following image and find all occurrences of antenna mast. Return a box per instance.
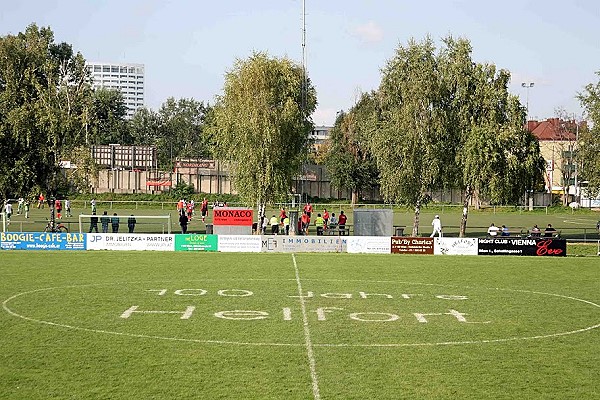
[301,0,307,116]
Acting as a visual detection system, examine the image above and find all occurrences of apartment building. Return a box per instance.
[86,62,145,118]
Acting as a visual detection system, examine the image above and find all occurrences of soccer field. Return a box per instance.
[1,251,599,399]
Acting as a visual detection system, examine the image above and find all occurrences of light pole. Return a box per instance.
[521,82,534,122]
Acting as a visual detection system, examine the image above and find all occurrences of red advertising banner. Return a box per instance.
[391,237,434,254]
[213,208,254,226]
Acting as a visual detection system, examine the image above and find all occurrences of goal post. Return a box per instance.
[78,214,172,234]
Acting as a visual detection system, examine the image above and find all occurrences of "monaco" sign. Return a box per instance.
[213,208,254,226]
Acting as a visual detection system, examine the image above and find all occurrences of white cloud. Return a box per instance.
[353,21,384,44]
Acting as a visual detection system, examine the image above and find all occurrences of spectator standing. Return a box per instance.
[201,198,209,222]
[179,211,189,234]
[270,215,279,235]
[65,199,72,217]
[100,211,110,233]
[279,207,287,224]
[430,215,442,238]
[283,215,290,235]
[17,198,24,215]
[301,211,310,235]
[37,193,45,209]
[338,211,347,235]
[128,215,137,233]
[323,209,329,229]
[24,199,30,219]
[303,202,313,218]
[111,213,119,233]
[90,199,97,214]
[187,202,193,221]
[261,215,268,235]
[89,212,99,233]
[314,213,325,235]
[55,199,62,219]
[4,201,12,225]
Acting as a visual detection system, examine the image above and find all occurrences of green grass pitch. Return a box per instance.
[1,251,599,399]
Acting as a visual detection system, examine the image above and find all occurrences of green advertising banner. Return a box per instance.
[175,234,218,251]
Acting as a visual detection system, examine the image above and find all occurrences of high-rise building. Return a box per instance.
[86,62,145,118]
[310,125,332,153]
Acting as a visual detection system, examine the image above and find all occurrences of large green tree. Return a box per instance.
[210,52,317,213]
[88,88,130,145]
[441,37,544,236]
[88,88,133,145]
[371,37,448,236]
[371,36,544,236]
[325,92,379,205]
[577,71,600,197]
[156,98,212,169]
[129,107,160,146]
[0,24,92,199]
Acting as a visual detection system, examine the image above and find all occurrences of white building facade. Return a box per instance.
[86,62,145,118]
[310,125,332,153]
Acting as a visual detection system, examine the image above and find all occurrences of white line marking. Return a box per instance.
[292,253,321,400]
[2,281,599,348]
[562,218,597,225]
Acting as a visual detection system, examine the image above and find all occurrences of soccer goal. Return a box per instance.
[78,214,172,234]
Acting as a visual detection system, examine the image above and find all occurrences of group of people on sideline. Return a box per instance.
[260,203,347,236]
[431,215,562,238]
[88,211,136,233]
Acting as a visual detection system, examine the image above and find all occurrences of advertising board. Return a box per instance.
[434,238,478,255]
[0,232,86,250]
[390,237,434,254]
[346,236,391,254]
[213,208,253,226]
[174,234,218,251]
[261,236,347,253]
[87,234,175,251]
[218,235,262,252]
[477,237,566,256]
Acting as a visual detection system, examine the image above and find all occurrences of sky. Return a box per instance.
[1,0,599,126]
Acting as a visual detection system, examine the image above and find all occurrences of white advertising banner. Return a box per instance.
[218,235,262,252]
[260,235,347,253]
[87,234,175,251]
[346,236,391,254]
[434,238,478,255]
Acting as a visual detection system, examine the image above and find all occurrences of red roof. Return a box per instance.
[527,118,577,141]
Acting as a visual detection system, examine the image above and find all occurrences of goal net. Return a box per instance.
[78,214,172,234]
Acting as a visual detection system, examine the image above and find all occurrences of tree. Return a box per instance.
[371,37,447,236]
[370,36,544,237]
[156,98,212,169]
[325,92,379,205]
[0,24,93,199]
[577,71,600,197]
[60,146,100,194]
[448,47,545,236]
[210,52,317,214]
[129,107,160,146]
[89,88,130,145]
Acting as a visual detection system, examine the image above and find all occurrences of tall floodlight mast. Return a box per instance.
[301,0,307,115]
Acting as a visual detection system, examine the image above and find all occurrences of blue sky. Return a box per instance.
[1,0,598,125]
